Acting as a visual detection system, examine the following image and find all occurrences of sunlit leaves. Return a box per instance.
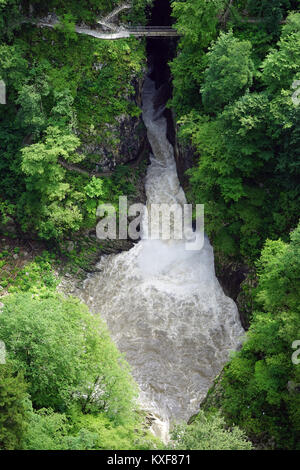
[170,410,252,450]
[220,224,300,448]
[0,293,138,418]
[201,31,254,113]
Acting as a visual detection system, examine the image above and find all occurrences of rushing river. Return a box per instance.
[81,74,244,438]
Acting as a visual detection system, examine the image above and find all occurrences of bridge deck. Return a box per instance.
[130,31,179,37]
[32,15,287,41]
[127,26,179,37]
[35,19,180,39]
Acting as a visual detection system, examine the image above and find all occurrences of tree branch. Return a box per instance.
[97,3,132,32]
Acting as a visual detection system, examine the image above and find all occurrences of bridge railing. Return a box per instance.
[129,26,177,32]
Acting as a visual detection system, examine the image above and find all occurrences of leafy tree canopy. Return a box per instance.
[0,293,137,420]
[0,363,28,450]
[201,31,254,113]
[170,410,252,450]
[219,223,300,449]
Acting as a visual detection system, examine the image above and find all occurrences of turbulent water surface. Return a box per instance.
[81,75,244,437]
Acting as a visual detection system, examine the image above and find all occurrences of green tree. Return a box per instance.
[22,406,99,450]
[219,223,300,449]
[20,126,84,239]
[0,2,146,241]
[0,293,137,419]
[170,410,252,450]
[261,12,300,94]
[172,0,225,45]
[201,31,254,113]
[0,363,28,449]
[170,0,226,114]
[71,412,160,450]
[0,0,23,41]
[181,13,300,259]
[246,0,295,33]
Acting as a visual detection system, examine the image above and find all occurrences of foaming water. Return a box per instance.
[81,75,244,436]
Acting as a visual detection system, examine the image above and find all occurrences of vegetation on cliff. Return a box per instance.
[1,0,299,451]
[0,260,159,450]
[170,410,252,450]
[204,224,300,449]
[170,0,300,450]
[171,1,300,261]
[0,0,161,452]
[0,0,147,240]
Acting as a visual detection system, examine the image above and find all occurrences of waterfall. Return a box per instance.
[81,74,244,439]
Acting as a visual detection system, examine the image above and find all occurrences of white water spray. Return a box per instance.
[81,75,244,440]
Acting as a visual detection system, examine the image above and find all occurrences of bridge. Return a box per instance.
[34,17,180,40]
[127,26,179,37]
[33,11,286,42]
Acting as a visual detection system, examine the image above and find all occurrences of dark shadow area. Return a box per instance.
[147,37,175,91]
[146,0,176,89]
[145,0,179,181]
[148,0,173,26]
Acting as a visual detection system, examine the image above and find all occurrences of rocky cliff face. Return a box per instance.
[80,76,148,172]
[163,105,196,191]
[167,111,251,328]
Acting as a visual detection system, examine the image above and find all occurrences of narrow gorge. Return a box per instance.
[1,0,299,453]
[80,2,245,438]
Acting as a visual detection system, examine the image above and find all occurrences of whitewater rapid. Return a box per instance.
[81,75,244,438]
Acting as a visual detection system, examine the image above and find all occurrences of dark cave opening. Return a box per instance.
[146,0,177,91]
[148,0,173,26]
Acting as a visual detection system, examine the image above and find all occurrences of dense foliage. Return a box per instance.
[0,0,146,240]
[171,0,300,450]
[171,4,300,260]
[0,283,159,449]
[170,410,252,450]
[0,0,161,451]
[0,363,28,449]
[1,0,299,452]
[0,293,137,415]
[218,224,300,449]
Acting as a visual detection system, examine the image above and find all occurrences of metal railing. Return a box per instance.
[128,26,179,36]
[129,26,176,31]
